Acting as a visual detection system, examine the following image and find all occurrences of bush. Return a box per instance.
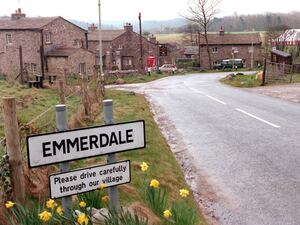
[78,190,106,209]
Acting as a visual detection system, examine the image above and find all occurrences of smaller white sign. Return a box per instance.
[49,161,130,199]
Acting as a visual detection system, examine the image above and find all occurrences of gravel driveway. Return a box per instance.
[245,83,300,104]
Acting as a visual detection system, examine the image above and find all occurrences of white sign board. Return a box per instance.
[49,160,130,199]
[27,120,145,168]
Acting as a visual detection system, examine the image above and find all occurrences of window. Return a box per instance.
[6,34,12,45]
[118,44,122,49]
[74,39,82,48]
[212,47,218,53]
[31,63,37,74]
[79,63,86,74]
[45,33,51,44]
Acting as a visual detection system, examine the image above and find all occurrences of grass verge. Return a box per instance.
[0,80,81,157]
[72,89,207,224]
[220,74,261,88]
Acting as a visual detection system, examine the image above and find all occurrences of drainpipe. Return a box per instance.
[85,32,88,49]
[40,29,46,76]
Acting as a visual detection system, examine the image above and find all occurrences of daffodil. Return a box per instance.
[140,162,149,172]
[79,201,87,208]
[102,195,110,203]
[46,199,57,209]
[150,179,159,188]
[179,188,190,198]
[5,201,15,209]
[39,211,52,222]
[99,183,107,190]
[77,213,89,225]
[56,206,63,215]
[163,209,172,219]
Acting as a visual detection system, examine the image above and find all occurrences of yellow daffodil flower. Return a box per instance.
[150,179,160,188]
[39,211,52,222]
[79,201,87,208]
[56,206,63,215]
[179,188,190,198]
[99,183,107,190]
[77,213,89,225]
[5,201,15,209]
[46,199,57,209]
[163,209,172,219]
[140,162,149,172]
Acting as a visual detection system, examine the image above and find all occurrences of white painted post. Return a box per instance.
[55,105,72,218]
[103,99,120,210]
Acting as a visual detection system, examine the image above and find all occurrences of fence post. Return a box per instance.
[262,58,267,86]
[2,97,25,203]
[81,74,91,118]
[103,99,120,211]
[55,105,72,218]
[58,79,66,104]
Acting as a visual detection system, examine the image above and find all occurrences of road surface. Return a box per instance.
[113,72,300,225]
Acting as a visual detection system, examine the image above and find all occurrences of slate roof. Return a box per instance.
[272,29,300,45]
[184,46,199,55]
[88,29,126,41]
[199,33,261,45]
[271,49,291,58]
[46,47,94,57]
[0,17,59,30]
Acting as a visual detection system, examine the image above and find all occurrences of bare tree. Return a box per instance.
[184,0,222,69]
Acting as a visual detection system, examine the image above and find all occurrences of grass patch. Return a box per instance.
[0,80,81,157]
[73,89,207,224]
[105,72,176,85]
[220,74,261,88]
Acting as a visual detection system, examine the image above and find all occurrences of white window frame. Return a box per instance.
[31,63,37,75]
[45,33,51,44]
[212,47,218,53]
[79,63,86,75]
[6,34,12,45]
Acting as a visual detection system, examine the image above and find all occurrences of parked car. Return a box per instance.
[158,64,178,72]
[213,59,244,70]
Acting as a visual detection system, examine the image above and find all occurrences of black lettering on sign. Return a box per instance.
[53,140,66,156]
[100,133,109,147]
[109,132,118,146]
[80,136,88,151]
[89,135,99,149]
[66,138,79,153]
[42,142,52,157]
[126,129,134,143]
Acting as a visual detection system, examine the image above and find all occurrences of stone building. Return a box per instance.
[183,29,262,69]
[0,8,95,80]
[88,23,162,71]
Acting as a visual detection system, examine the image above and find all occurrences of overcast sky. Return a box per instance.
[1,0,299,22]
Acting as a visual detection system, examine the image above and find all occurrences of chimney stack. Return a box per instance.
[124,23,133,33]
[11,8,26,20]
[149,34,156,43]
[219,26,225,36]
[88,23,98,32]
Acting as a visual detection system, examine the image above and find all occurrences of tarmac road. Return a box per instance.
[114,72,300,225]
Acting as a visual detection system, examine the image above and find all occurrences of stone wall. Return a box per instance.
[43,17,87,53]
[0,30,41,79]
[199,44,262,68]
[47,49,96,77]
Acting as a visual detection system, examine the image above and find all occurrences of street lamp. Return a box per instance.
[98,0,104,97]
